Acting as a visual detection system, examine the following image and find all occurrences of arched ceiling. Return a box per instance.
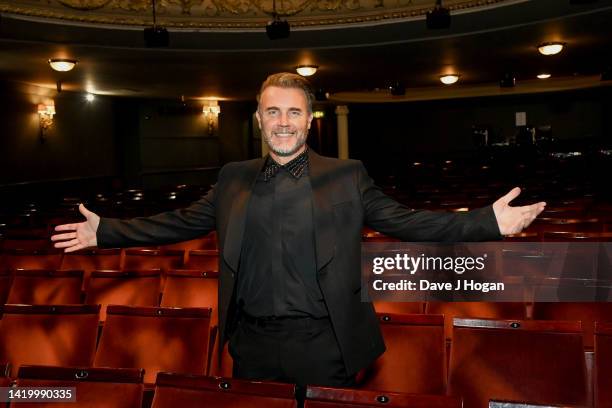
[0,0,611,101]
[1,0,519,30]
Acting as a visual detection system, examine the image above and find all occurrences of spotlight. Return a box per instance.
[85,93,95,102]
[538,42,565,56]
[144,0,169,47]
[144,26,169,47]
[266,18,290,40]
[500,73,516,88]
[389,81,405,96]
[426,0,451,29]
[537,73,551,79]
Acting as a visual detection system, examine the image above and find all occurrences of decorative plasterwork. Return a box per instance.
[0,0,515,29]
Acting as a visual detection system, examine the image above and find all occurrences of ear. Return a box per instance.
[307,112,313,130]
[255,110,262,130]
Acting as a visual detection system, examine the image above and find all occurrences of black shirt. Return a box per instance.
[236,150,328,318]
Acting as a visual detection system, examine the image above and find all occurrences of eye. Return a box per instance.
[289,110,302,118]
[266,109,279,117]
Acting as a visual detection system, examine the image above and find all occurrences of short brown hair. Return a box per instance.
[257,72,314,113]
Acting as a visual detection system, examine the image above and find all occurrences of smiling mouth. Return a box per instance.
[273,132,295,137]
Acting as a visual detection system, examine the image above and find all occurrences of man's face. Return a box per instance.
[256,86,313,158]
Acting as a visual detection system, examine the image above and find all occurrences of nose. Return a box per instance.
[278,112,290,126]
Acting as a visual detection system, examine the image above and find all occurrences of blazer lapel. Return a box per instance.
[309,149,335,271]
[223,157,265,272]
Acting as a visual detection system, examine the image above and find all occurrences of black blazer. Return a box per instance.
[97,149,501,375]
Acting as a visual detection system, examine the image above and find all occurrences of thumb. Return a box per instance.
[500,187,521,205]
[78,203,92,219]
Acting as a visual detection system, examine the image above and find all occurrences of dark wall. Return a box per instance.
[348,87,612,167]
[0,82,118,185]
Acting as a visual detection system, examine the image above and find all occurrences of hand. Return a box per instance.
[51,204,100,252]
[492,187,546,235]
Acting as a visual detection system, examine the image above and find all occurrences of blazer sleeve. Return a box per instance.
[97,184,216,248]
[358,162,502,242]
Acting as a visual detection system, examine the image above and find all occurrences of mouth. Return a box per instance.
[272,132,296,138]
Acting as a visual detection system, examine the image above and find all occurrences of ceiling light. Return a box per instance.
[85,93,95,102]
[440,74,459,85]
[537,73,551,79]
[266,17,290,39]
[296,65,318,77]
[48,59,77,72]
[538,42,565,56]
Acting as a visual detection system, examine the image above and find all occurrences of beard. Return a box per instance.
[263,126,308,157]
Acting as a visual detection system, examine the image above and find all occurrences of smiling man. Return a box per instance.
[52,72,545,389]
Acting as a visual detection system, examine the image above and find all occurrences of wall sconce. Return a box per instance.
[202,100,220,135]
[37,103,56,142]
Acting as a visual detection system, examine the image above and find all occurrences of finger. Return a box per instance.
[54,238,80,249]
[54,223,79,232]
[50,232,77,242]
[64,243,85,253]
[78,203,91,219]
[500,187,521,205]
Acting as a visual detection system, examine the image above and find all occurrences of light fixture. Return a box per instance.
[37,103,56,142]
[389,81,405,96]
[266,0,290,40]
[537,73,551,79]
[439,74,460,85]
[313,111,325,119]
[538,42,565,56]
[296,65,318,77]
[85,93,95,102]
[144,0,169,47]
[426,0,451,29]
[202,100,221,135]
[48,59,77,72]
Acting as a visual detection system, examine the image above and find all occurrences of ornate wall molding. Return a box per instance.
[0,0,515,29]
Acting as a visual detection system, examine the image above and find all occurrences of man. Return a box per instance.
[52,72,545,388]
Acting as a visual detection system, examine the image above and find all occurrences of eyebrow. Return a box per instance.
[265,106,303,112]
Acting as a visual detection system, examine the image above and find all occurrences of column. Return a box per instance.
[335,105,349,159]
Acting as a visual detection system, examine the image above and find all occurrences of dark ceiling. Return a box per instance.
[1,0,611,101]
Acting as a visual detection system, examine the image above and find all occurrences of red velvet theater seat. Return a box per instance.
[359,314,446,394]
[448,318,589,408]
[160,270,218,325]
[2,249,63,271]
[12,365,144,408]
[94,305,212,384]
[123,249,184,272]
[184,250,219,271]
[595,322,612,408]
[151,373,297,408]
[6,269,83,305]
[85,269,161,321]
[305,386,462,408]
[0,304,100,377]
[59,248,121,289]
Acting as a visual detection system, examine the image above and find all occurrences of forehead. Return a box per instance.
[259,86,308,110]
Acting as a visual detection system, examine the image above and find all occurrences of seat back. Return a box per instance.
[85,269,161,321]
[160,270,218,325]
[595,322,612,408]
[59,249,121,289]
[3,249,62,271]
[185,250,219,271]
[12,365,144,408]
[0,305,100,377]
[360,314,446,394]
[94,305,212,384]
[123,249,184,272]
[7,269,83,304]
[448,318,588,408]
[151,373,296,408]
[305,386,461,408]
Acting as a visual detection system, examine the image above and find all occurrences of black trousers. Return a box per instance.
[228,315,356,388]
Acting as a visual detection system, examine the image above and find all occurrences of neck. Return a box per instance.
[269,145,306,165]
